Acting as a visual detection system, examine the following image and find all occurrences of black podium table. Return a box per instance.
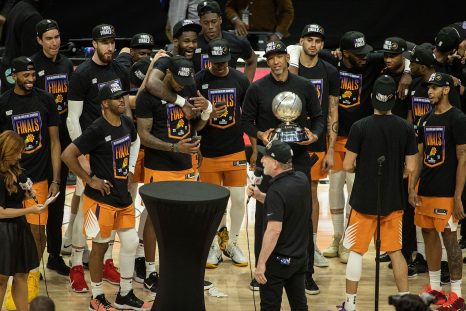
[139,181,230,311]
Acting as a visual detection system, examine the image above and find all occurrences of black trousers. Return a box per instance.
[46,160,69,257]
[259,256,308,311]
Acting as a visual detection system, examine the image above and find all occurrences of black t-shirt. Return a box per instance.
[194,31,253,72]
[0,88,59,182]
[321,52,385,137]
[241,73,323,171]
[417,107,466,197]
[68,59,130,130]
[346,115,418,216]
[381,68,410,119]
[0,175,25,209]
[195,67,250,157]
[74,116,137,207]
[264,170,311,258]
[136,88,196,171]
[114,52,133,72]
[298,59,339,151]
[31,51,74,146]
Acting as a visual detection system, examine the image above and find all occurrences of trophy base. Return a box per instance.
[272,125,308,143]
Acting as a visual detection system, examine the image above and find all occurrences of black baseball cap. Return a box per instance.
[264,41,287,58]
[129,57,151,87]
[168,56,195,86]
[197,0,221,16]
[449,22,466,40]
[172,19,202,38]
[130,33,155,49]
[382,37,407,54]
[423,72,453,87]
[257,140,293,164]
[340,31,373,55]
[92,24,116,41]
[410,44,435,67]
[208,39,231,63]
[36,19,59,37]
[97,81,128,101]
[435,26,462,52]
[12,56,35,73]
[372,75,396,111]
[301,24,325,39]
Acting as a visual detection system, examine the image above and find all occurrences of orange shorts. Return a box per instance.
[309,152,328,181]
[82,195,135,239]
[343,209,403,254]
[331,136,347,172]
[199,151,247,187]
[144,167,196,183]
[192,153,199,173]
[133,149,145,183]
[414,196,455,232]
[23,180,48,225]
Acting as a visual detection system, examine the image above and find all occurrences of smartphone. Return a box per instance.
[191,135,202,143]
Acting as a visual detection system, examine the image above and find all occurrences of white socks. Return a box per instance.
[146,261,156,278]
[71,247,84,267]
[345,293,356,311]
[429,270,441,291]
[91,281,103,298]
[451,279,462,297]
[136,242,145,258]
[228,186,246,244]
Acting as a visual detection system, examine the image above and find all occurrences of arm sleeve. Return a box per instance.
[275,0,294,37]
[67,100,84,140]
[20,15,42,56]
[345,122,362,154]
[265,189,285,222]
[129,134,140,174]
[241,84,260,137]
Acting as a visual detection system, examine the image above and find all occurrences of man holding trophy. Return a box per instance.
[241,40,324,293]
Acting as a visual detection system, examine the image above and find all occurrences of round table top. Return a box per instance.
[139,181,230,204]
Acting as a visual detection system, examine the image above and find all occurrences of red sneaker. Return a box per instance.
[420,285,447,305]
[69,265,89,293]
[436,292,465,311]
[102,259,120,285]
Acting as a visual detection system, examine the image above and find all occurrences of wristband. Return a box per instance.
[174,143,179,153]
[174,95,186,107]
[403,58,411,74]
[231,16,239,23]
[287,44,301,68]
[274,32,283,40]
[201,100,212,121]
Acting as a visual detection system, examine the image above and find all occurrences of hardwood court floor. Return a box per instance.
[1,182,459,311]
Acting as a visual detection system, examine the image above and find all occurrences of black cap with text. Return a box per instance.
[97,81,128,102]
[382,37,407,54]
[208,39,231,63]
[129,57,151,87]
[36,19,59,37]
[340,31,373,55]
[168,56,195,86]
[423,72,453,87]
[264,41,287,58]
[92,24,116,41]
[130,33,155,49]
[197,0,221,16]
[301,24,325,39]
[12,56,35,73]
[172,19,202,38]
[257,140,293,164]
[372,75,396,111]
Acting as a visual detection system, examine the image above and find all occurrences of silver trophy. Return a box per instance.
[271,91,308,143]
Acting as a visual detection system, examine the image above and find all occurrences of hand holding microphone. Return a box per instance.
[247,167,265,204]
[19,175,38,204]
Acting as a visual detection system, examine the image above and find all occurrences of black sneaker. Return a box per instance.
[408,262,417,278]
[459,238,466,249]
[67,172,77,186]
[441,261,450,285]
[204,280,213,290]
[376,252,391,263]
[249,279,259,291]
[47,254,70,276]
[133,257,146,283]
[305,277,320,295]
[412,253,428,273]
[143,272,158,295]
[89,294,115,310]
[114,289,153,310]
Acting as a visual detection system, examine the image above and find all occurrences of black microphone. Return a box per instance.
[377,155,386,176]
[247,167,264,204]
[18,175,39,204]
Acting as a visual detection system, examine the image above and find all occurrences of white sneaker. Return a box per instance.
[206,242,222,269]
[322,233,341,258]
[223,242,248,267]
[314,249,329,267]
[338,239,349,264]
[61,239,72,255]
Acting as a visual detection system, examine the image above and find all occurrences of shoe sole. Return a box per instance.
[204,284,213,290]
[232,262,248,267]
[114,302,150,311]
[206,263,220,269]
[322,252,338,258]
[305,289,320,295]
[133,276,144,284]
[249,286,259,291]
[103,278,120,286]
[408,273,418,279]
[143,287,157,297]
[70,283,89,293]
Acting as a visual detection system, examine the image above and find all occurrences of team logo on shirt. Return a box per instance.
[208,88,236,128]
[167,103,190,139]
[201,54,212,69]
[411,97,432,129]
[338,71,362,108]
[11,112,43,154]
[111,134,131,179]
[423,126,445,168]
[45,74,69,115]
[310,79,323,105]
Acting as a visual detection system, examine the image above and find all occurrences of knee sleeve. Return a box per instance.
[346,251,363,282]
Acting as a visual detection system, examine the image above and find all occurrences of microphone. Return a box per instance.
[377,155,386,176]
[18,175,39,204]
[247,167,264,205]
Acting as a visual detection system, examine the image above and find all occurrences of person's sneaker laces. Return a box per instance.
[305,277,320,295]
[206,242,223,269]
[420,285,448,305]
[436,292,465,311]
[249,279,259,291]
[89,294,117,311]
[441,261,451,285]
[69,265,89,293]
[133,257,146,283]
[47,254,71,276]
[102,259,120,285]
[314,248,329,267]
[223,242,248,267]
[114,289,153,311]
[143,272,158,296]
[322,234,341,258]
[217,226,229,251]
[204,280,213,290]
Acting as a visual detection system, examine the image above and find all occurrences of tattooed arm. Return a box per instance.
[322,95,338,172]
[453,144,466,221]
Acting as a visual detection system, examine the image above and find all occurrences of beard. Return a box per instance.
[96,48,113,64]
